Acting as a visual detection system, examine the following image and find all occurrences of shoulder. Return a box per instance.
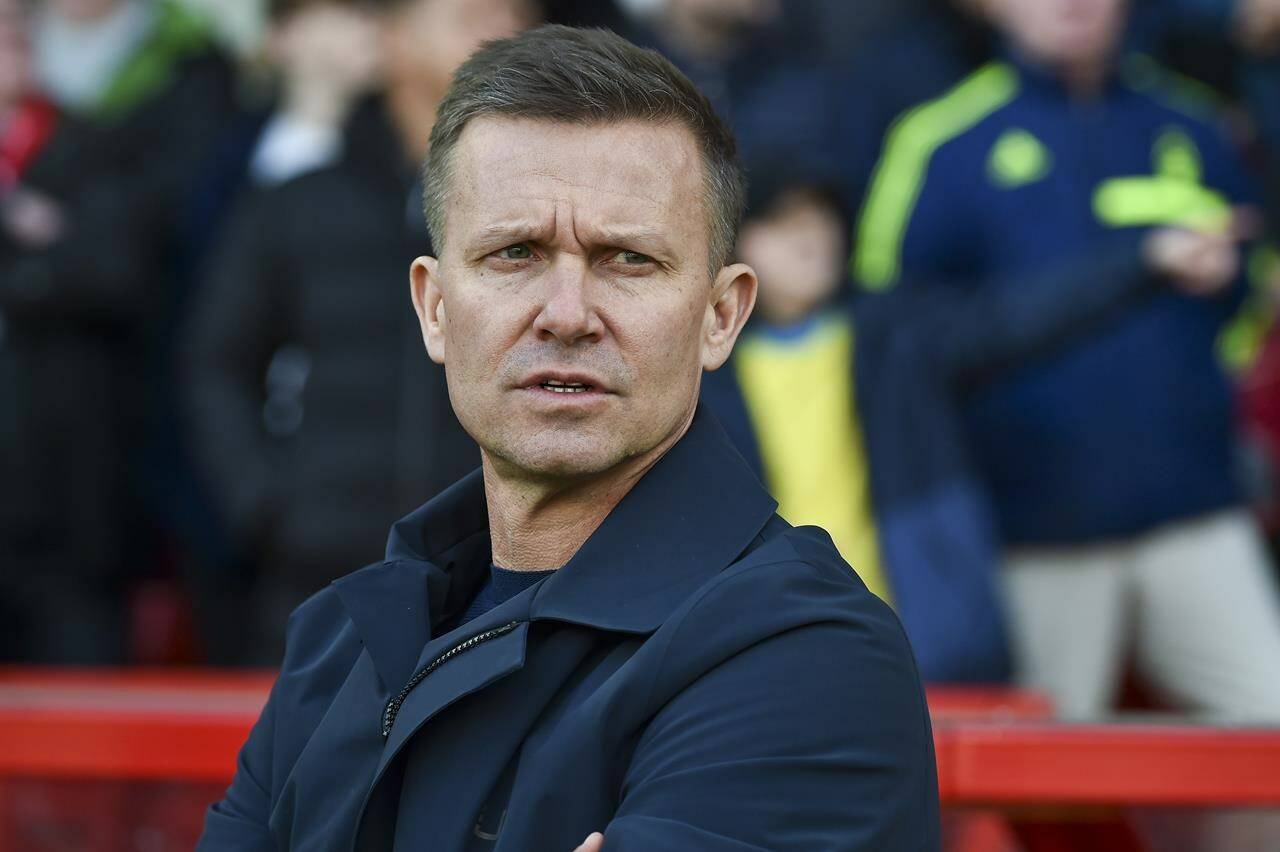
[655,521,920,690]
[273,583,365,702]
[636,523,934,781]
[877,61,1022,173]
[856,62,1020,287]
[1120,54,1229,126]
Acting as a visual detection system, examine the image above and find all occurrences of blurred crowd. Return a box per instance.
[3,0,1280,722]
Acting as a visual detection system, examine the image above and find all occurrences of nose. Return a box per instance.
[533,261,603,346]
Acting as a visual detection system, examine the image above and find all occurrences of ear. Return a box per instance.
[410,255,447,364]
[701,262,758,371]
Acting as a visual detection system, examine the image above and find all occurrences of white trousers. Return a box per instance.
[1002,510,1280,720]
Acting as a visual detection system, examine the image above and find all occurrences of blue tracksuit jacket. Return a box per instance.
[197,409,940,851]
[854,53,1253,545]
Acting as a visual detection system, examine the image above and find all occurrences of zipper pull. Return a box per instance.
[381,621,521,738]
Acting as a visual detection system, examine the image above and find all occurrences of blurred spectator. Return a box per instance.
[191,0,385,242]
[853,0,1280,717]
[179,0,386,664]
[16,0,235,664]
[2,0,233,662]
[829,0,996,209]
[707,168,1250,682]
[30,0,233,245]
[617,0,842,184]
[247,0,383,186]
[183,0,536,664]
[704,180,892,605]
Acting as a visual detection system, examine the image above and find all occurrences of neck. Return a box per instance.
[385,79,443,165]
[1061,55,1109,97]
[483,413,695,570]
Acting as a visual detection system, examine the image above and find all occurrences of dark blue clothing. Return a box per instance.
[442,565,556,633]
[866,54,1253,545]
[197,409,939,851]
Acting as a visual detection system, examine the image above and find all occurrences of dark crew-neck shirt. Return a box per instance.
[441,564,557,634]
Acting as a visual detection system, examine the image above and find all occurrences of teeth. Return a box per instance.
[540,380,589,394]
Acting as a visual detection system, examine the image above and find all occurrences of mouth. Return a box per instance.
[519,371,612,404]
[538,379,594,394]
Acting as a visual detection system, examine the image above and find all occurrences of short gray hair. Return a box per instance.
[422,25,745,273]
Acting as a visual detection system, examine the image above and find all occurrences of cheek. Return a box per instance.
[445,282,526,377]
[615,292,707,384]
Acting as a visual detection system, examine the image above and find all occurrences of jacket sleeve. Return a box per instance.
[196,681,279,852]
[892,234,1158,384]
[604,560,939,851]
[197,587,363,851]
[181,189,293,545]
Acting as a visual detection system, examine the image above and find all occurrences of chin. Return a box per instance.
[490,433,632,481]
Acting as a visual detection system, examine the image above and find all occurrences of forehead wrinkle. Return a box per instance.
[519,168,670,208]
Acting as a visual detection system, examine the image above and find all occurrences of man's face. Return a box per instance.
[411,118,756,481]
[987,0,1128,68]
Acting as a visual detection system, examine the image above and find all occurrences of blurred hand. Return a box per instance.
[1236,0,1280,54]
[572,832,604,852]
[1,186,65,248]
[272,4,384,128]
[1142,209,1258,297]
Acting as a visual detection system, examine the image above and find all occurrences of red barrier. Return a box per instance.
[3,669,1279,852]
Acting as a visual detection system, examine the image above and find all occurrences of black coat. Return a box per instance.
[198,410,940,851]
[184,100,478,647]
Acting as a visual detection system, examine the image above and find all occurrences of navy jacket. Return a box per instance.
[198,410,940,851]
[856,54,1253,544]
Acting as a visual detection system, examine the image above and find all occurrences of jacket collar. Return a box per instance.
[333,405,778,690]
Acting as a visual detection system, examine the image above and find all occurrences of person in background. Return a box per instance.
[179,0,386,664]
[183,0,536,664]
[30,0,233,279]
[0,0,153,661]
[24,0,235,664]
[828,0,996,211]
[191,0,385,237]
[703,178,891,603]
[854,0,1280,717]
[706,169,1250,682]
[617,0,841,182]
[0,0,232,654]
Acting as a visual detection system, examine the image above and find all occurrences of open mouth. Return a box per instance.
[539,379,593,394]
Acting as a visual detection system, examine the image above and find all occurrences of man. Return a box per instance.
[198,25,938,851]
[184,0,533,663]
[854,0,1280,717]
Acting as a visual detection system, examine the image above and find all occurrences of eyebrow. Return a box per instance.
[465,220,553,252]
[578,225,675,258]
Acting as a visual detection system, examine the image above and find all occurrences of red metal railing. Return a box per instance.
[3,669,1280,851]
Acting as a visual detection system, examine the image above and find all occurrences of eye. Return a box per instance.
[495,244,534,260]
[610,250,654,265]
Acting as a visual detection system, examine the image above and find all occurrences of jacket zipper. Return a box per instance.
[381,621,522,738]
